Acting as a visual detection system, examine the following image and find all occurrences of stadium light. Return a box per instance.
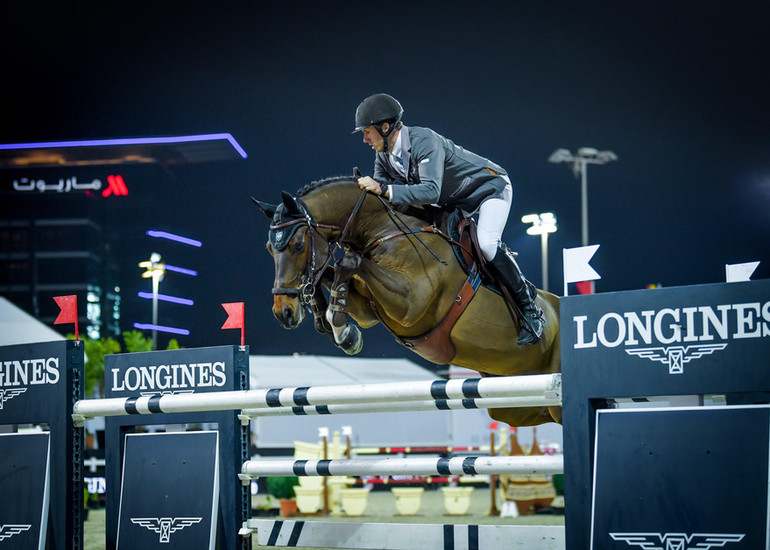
[521,213,558,292]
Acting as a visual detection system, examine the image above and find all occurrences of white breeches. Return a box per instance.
[476,178,512,261]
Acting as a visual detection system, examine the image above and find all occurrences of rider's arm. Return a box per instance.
[388,130,445,206]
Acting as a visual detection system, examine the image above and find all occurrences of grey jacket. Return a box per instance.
[373,125,509,212]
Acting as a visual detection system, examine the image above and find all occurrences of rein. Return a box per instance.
[271,185,467,306]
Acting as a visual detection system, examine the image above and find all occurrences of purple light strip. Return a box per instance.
[137,292,194,306]
[164,264,198,277]
[146,230,202,247]
[133,322,190,336]
[0,133,248,159]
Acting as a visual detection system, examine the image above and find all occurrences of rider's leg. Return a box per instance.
[477,180,545,346]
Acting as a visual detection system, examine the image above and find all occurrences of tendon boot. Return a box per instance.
[488,245,545,345]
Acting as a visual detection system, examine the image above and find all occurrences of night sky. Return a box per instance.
[3,2,769,362]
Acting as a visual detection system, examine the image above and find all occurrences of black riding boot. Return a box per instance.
[489,245,545,345]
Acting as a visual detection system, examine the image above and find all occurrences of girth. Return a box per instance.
[368,265,483,364]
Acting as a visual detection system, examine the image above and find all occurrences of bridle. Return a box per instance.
[271,188,458,308]
[270,199,342,306]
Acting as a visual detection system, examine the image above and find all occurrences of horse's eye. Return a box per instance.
[292,239,305,252]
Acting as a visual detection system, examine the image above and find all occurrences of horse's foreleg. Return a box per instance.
[326,252,364,355]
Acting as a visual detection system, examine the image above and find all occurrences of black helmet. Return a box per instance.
[353,93,403,132]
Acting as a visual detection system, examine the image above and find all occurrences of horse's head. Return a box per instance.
[254,191,337,329]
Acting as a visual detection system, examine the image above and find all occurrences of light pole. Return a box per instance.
[139,252,165,350]
[548,147,617,247]
[521,213,557,292]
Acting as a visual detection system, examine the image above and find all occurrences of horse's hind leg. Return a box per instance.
[326,252,364,354]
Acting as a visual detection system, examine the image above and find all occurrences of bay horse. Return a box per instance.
[254,176,561,426]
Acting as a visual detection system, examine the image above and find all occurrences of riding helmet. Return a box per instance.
[353,93,404,132]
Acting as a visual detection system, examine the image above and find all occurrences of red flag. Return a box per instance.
[575,280,595,295]
[221,302,245,346]
[53,295,79,340]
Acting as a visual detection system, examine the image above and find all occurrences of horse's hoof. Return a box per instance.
[338,325,363,355]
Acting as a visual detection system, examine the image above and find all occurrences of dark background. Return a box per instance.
[3,2,769,361]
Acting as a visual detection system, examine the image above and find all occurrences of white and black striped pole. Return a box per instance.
[73,374,561,422]
[239,455,563,481]
[240,395,560,418]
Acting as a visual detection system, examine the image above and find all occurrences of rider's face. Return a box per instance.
[362,124,387,153]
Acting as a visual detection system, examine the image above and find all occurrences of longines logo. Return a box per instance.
[138,390,195,397]
[131,517,202,543]
[110,361,226,393]
[0,357,60,387]
[573,301,770,373]
[610,532,745,549]
[0,524,31,541]
[626,344,728,374]
[0,388,27,409]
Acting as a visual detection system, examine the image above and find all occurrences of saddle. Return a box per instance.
[392,210,521,364]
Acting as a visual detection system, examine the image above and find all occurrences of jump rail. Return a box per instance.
[239,455,564,481]
[72,374,561,424]
[239,395,561,419]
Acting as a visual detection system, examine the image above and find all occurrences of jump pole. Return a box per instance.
[239,395,560,419]
[239,455,563,481]
[72,374,561,421]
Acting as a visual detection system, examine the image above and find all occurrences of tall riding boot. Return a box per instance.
[488,245,545,345]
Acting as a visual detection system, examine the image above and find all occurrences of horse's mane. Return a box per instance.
[297,175,355,198]
[296,174,443,227]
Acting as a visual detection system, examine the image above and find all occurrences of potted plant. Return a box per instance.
[267,476,299,517]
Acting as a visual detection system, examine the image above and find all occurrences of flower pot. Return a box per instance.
[340,488,369,516]
[441,486,474,515]
[279,498,298,517]
[392,487,424,516]
[293,486,323,514]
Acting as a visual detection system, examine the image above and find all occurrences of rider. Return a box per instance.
[354,93,545,345]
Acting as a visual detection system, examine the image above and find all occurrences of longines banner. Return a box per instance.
[104,345,249,550]
[591,406,768,550]
[116,432,218,550]
[0,340,68,423]
[105,345,235,399]
[0,433,50,550]
[561,279,770,397]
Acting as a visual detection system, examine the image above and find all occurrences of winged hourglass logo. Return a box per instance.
[625,344,728,374]
[0,388,27,409]
[131,517,202,543]
[0,524,32,541]
[610,532,744,550]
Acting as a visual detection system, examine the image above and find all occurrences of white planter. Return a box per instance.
[441,486,474,515]
[392,487,424,516]
[340,488,370,516]
[293,486,323,514]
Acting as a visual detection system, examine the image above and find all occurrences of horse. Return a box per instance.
[254,175,561,426]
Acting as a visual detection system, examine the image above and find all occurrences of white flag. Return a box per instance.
[563,245,601,285]
[725,261,759,283]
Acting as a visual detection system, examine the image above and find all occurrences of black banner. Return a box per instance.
[117,432,219,549]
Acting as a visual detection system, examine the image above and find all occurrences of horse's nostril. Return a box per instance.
[283,306,293,324]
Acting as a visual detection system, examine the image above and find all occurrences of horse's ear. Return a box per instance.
[280,191,303,217]
[251,197,277,219]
